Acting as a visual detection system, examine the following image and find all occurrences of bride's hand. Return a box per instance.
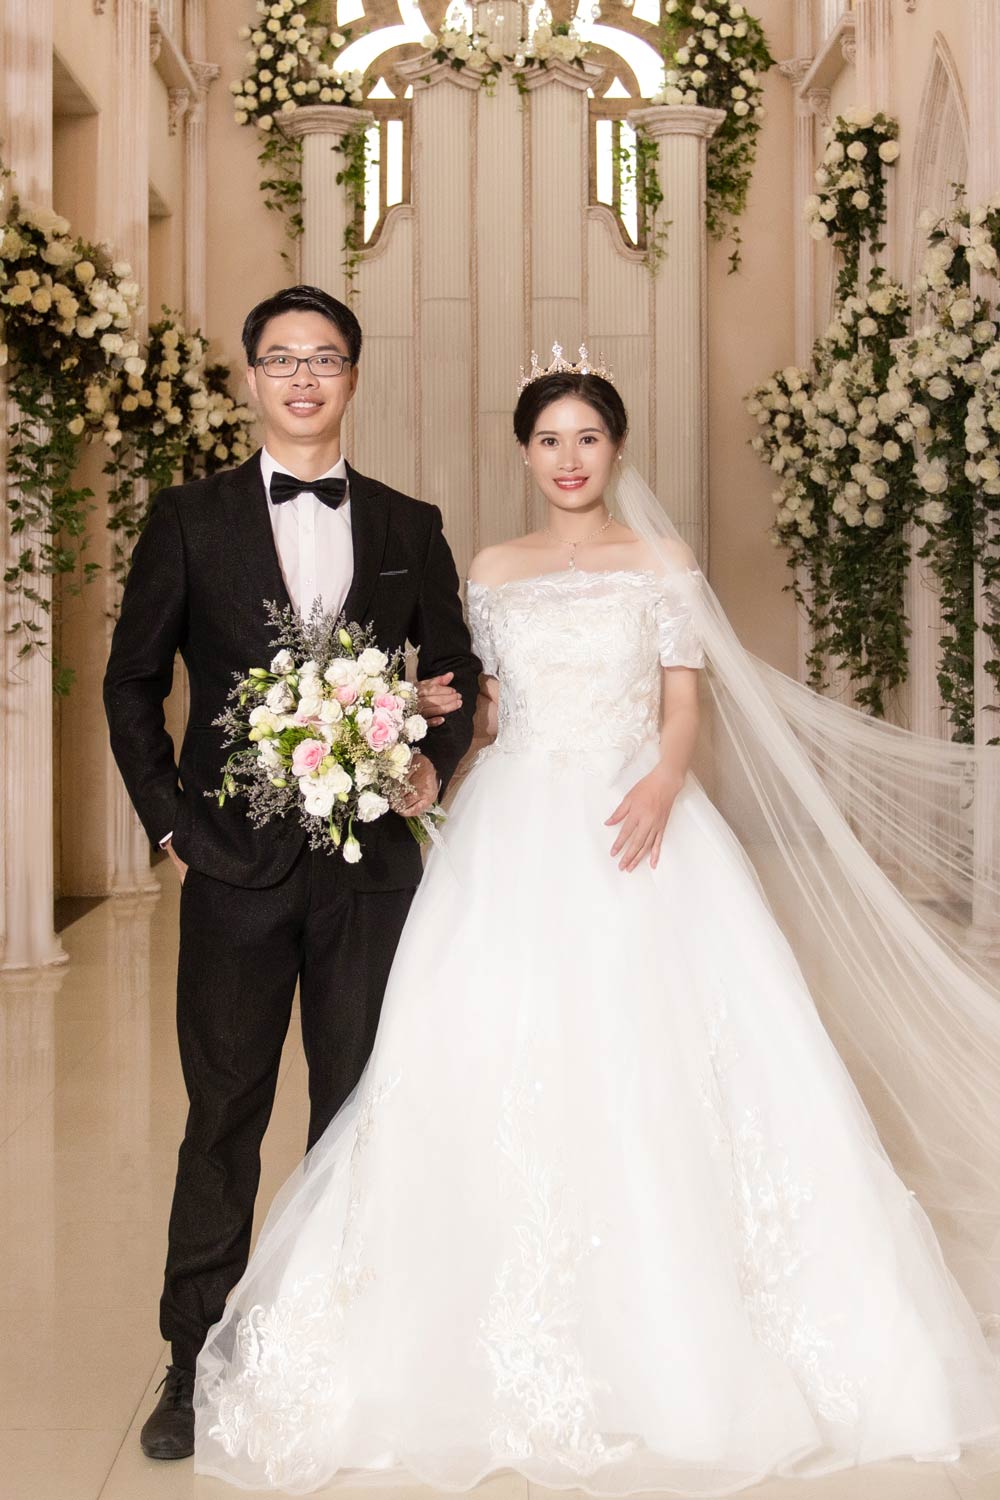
[605,766,683,873]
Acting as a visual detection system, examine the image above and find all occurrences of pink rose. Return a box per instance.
[365,709,400,751]
[374,692,403,715]
[335,684,358,706]
[291,738,327,776]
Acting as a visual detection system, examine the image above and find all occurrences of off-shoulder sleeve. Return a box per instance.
[654,573,705,669]
[467,583,498,676]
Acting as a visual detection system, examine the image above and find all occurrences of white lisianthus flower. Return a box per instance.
[343,835,363,864]
[248,705,280,732]
[357,790,390,823]
[265,680,295,713]
[357,647,389,675]
[270,649,294,674]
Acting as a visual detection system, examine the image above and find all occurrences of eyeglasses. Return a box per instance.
[253,353,354,378]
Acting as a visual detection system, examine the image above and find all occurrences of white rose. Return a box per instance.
[918,460,949,494]
[977,458,1000,482]
[949,297,975,328]
[356,790,389,823]
[858,317,878,337]
[386,742,412,779]
[404,713,428,743]
[846,141,867,161]
[851,190,870,210]
[922,500,948,525]
[357,647,389,675]
[732,100,749,116]
[866,478,889,501]
[878,140,900,163]
[928,377,953,401]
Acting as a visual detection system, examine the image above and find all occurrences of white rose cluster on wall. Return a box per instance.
[748,121,1000,740]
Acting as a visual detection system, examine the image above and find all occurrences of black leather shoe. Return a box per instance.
[140,1364,195,1460]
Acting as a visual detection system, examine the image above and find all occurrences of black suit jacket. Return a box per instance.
[104,453,480,891]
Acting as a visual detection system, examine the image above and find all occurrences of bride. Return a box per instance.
[194,352,1000,1494]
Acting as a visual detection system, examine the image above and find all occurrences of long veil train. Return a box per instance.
[616,464,1000,1323]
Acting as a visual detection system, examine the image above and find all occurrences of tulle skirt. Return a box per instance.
[194,743,1000,1494]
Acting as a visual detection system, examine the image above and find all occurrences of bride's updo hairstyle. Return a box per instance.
[513,372,629,446]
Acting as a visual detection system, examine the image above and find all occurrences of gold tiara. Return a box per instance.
[517,342,615,394]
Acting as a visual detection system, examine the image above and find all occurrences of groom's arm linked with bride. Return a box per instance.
[102,283,481,1462]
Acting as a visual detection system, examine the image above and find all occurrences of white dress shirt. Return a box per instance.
[161,449,354,849]
[260,447,353,618]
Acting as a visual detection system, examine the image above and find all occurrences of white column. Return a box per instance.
[280,104,376,301]
[0,0,65,968]
[968,0,1000,952]
[184,0,219,328]
[108,0,158,896]
[627,105,725,568]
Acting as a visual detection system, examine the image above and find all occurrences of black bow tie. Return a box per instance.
[269,471,347,509]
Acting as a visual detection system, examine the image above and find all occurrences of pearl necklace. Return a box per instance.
[544,511,613,570]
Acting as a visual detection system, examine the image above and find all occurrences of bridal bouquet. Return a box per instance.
[213,603,442,863]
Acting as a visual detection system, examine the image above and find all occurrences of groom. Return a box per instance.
[104,285,479,1460]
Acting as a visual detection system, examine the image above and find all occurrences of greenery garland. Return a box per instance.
[656,0,774,272]
[335,126,371,299]
[613,129,668,270]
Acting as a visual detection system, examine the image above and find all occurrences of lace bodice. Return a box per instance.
[467,568,704,767]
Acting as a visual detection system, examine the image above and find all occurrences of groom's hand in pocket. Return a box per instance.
[163,838,188,885]
[416,672,463,727]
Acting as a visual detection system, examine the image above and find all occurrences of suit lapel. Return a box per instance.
[222,451,292,615]
[343,464,390,625]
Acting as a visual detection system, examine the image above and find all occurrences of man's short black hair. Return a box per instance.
[241,285,363,366]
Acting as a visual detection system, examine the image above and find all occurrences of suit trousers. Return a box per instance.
[161,844,414,1370]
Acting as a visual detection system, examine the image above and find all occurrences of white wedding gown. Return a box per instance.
[195,567,1000,1495]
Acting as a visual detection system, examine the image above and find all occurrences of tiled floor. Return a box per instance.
[1,868,997,1500]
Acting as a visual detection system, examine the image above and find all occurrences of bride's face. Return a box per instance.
[523,396,620,512]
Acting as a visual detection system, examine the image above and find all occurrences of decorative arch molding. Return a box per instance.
[905,31,970,307]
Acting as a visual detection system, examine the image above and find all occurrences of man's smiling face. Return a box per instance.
[245,309,359,448]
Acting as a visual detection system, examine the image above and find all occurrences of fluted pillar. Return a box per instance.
[281,105,377,300]
[109,0,158,896]
[627,105,725,567]
[968,0,1000,952]
[0,0,65,968]
[184,0,220,328]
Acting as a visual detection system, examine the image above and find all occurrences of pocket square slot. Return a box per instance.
[379,569,409,577]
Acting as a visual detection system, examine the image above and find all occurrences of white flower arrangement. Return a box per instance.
[231,0,362,132]
[215,604,443,861]
[655,1,774,268]
[804,109,899,288]
[420,10,590,93]
[749,194,1000,736]
[0,161,145,674]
